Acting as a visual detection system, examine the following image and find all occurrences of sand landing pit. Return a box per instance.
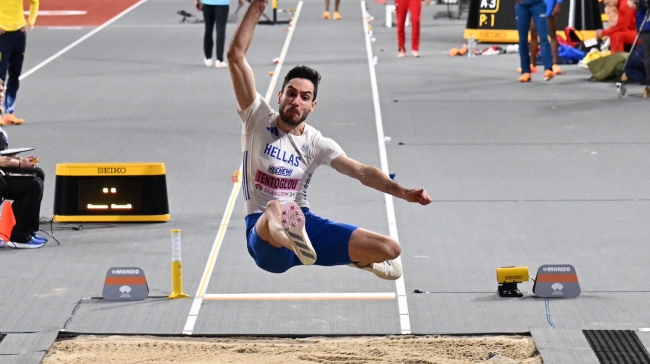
[42,334,542,363]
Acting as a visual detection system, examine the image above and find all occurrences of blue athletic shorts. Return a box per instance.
[245,208,356,273]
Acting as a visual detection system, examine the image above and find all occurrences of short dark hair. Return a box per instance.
[281,65,321,101]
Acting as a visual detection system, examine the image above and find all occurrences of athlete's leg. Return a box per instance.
[396,0,409,56]
[348,228,401,267]
[609,31,635,53]
[5,31,25,115]
[409,0,422,54]
[256,200,316,265]
[324,0,331,19]
[515,2,533,74]
[334,0,340,12]
[530,1,552,72]
[548,14,559,66]
[214,5,229,62]
[0,32,14,111]
[256,200,295,249]
[530,19,539,70]
[641,32,650,90]
[247,212,298,273]
[202,4,216,60]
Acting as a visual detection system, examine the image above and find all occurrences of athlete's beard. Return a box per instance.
[279,108,309,127]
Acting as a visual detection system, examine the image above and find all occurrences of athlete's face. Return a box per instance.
[277,78,317,127]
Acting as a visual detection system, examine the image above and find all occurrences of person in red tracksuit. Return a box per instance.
[396,0,430,58]
[597,0,637,53]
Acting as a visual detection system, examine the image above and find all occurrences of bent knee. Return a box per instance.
[384,238,401,260]
[349,229,401,262]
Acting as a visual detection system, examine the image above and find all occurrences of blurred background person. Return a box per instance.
[628,0,650,97]
[516,0,554,82]
[0,80,45,249]
[597,0,636,53]
[529,0,564,75]
[196,0,243,68]
[396,0,430,58]
[0,0,38,125]
[323,0,341,20]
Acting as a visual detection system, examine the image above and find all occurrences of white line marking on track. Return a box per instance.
[25,10,87,16]
[360,0,411,335]
[182,1,304,336]
[203,292,396,300]
[20,0,148,80]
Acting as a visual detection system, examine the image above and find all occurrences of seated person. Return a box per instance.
[0,82,45,249]
[597,0,637,53]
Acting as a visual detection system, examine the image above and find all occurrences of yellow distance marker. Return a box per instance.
[169,229,189,299]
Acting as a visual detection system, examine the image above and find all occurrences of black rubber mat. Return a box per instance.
[583,330,650,364]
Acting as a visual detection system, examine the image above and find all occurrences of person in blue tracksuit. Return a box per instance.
[630,0,650,97]
[515,0,554,82]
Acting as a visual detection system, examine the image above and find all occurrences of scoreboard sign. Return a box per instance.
[53,162,170,222]
[465,0,603,43]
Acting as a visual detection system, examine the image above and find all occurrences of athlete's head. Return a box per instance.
[277,66,321,127]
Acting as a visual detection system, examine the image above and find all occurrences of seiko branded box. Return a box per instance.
[53,163,170,222]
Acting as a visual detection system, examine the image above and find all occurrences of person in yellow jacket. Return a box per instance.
[0,0,39,125]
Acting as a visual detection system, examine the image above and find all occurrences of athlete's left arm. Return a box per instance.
[330,155,432,205]
[27,0,39,29]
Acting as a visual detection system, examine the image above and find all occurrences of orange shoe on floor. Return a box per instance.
[544,69,554,81]
[644,86,650,99]
[516,65,537,74]
[448,44,467,56]
[519,73,531,83]
[333,11,341,20]
[2,114,23,125]
[552,64,562,75]
[323,11,330,19]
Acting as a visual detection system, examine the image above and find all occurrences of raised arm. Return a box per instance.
[227,0,268,110]
[331,155,432,205]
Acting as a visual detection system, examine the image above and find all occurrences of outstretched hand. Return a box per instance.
[403,188,432,205]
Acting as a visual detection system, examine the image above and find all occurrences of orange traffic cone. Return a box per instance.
[0,200,16,242]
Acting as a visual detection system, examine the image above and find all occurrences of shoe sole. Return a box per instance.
[6,241,44,249]
[281,201,316,265]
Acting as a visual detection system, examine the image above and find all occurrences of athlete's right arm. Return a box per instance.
[227,0,269,111]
